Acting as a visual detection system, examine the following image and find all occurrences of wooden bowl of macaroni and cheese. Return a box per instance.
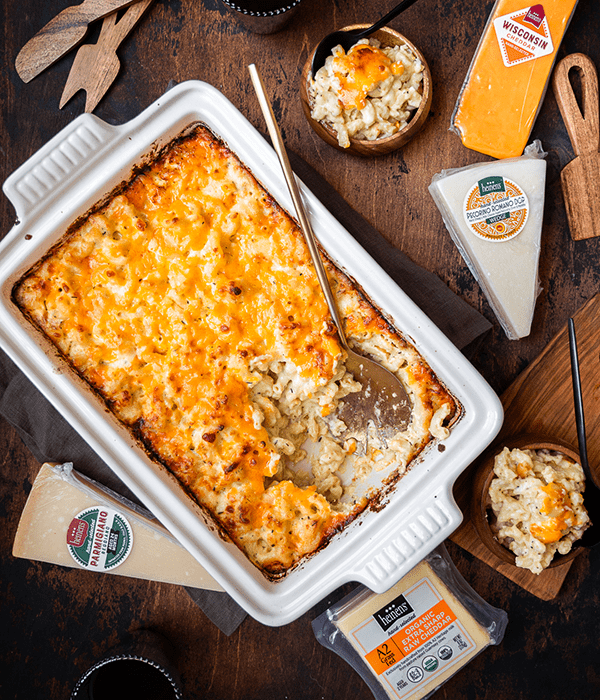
[471,435,590,574]
[300,26,432,156]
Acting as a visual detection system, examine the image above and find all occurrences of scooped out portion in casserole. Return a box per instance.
[13,124,458,577]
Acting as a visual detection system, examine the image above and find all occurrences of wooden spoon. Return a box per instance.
[552,53,600,240]
[59,0,154,113]
[15,0,139,83]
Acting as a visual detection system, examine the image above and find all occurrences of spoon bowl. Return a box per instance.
[310,0,420,78]
[337,347,411,442]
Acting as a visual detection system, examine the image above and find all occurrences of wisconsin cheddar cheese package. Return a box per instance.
[312,546,507,700]
[451,0,579,159]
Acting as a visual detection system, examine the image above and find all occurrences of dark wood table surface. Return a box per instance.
[2,1,599,698]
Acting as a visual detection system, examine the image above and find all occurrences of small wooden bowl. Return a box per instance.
[300,26,432,157]
[471,435,584,570]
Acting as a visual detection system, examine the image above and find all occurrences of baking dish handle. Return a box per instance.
[2,114,118,224]
[350,490,463,593]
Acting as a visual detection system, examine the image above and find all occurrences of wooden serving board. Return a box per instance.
[449,293,600,600]
[552,53,600,241]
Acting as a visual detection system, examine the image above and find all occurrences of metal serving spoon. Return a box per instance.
[248,64,411,440]
[310,0,420,78]
[568,318,600,547]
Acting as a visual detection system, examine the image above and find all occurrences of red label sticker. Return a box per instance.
[524,5,545,28]
[67,517,89,547]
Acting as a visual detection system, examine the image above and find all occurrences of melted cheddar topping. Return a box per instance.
[332,44,405,110]
[14,125,456,576]
[530,482,576,544]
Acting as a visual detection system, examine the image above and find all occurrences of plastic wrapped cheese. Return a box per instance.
[13,462,223,590]
[429,141,547,340]
[451,0,578,159]
[312,545,507,700]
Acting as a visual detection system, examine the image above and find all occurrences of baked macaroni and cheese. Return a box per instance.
[308,38,424,148]
[13,124,458,577]
[489,447,590,574]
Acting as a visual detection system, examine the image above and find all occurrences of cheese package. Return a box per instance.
[13,463,223,591]
[428,141,547,340]
[451,0,579,159]
[312,546,507,700]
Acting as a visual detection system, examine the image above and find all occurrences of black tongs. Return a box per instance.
[568,318,600,547]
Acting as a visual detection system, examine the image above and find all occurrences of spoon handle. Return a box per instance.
[248,64,350,351]
[568,318,592,480]
[357,0,421,38]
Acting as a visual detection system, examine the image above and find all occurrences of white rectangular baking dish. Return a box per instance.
[0,81,503,626]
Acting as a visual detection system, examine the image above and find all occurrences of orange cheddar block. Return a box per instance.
[451,1,578,159]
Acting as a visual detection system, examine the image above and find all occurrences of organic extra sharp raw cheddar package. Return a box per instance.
[451,1,579,159]
[312,546,507,700]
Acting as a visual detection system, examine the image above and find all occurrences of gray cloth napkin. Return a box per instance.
[0,149,490,635]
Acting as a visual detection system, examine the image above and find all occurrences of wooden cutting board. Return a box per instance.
[449,293,600,600]
[552,53,600,240]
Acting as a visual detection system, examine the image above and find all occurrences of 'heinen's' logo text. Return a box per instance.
[374,594,414,632]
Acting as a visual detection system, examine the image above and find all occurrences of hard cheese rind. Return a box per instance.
[429,143,547,340]
[12,463,223,591]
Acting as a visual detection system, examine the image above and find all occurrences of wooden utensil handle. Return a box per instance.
[552,53,600,157]
[98,0,154,51]
[15,0,137,83]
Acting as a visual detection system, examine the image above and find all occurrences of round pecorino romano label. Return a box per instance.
[463,175,529,242]
[66,506,133,571]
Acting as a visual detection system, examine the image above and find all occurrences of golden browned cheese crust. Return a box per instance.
[14,125,457,576]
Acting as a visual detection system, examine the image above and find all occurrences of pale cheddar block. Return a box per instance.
[13,463,223,591]
[335,559,492,700]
